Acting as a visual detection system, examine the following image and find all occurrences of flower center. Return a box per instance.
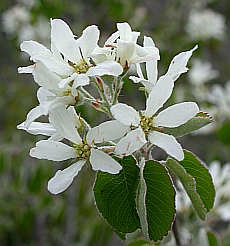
[75,142,91,160]
[69,59,91,74]
[140,116,154,133]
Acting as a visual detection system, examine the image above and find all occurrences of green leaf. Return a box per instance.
[141,160,176,242]
[125,239,151,246]
[93,155,140,239]
[206,229,222,246]
[217,120,230,145]
[163,111,213,138]
[166,150,215,220]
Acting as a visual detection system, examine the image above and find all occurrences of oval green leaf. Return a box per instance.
[143,160,176,242]
[93,155,141,238]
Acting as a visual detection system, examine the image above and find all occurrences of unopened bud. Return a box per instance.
[96,77,104,92]
[92,101,101,109]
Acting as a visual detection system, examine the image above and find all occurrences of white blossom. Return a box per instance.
[29,106,129,194]
[188,59,219,86]
[186,9,226,41]
[130,37,197,92]
[91,22,160,68]
[18,19,123,126]
[111,76,199,160]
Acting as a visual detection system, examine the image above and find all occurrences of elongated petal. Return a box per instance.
[148,131,184,161]
[117,22,133,41]
[30,140,77,161]
[37,87,55,103]
[18,65,34,74]
[105,30,119,44]
[87,61,123,77]
[24,105,43,128]
[117,40,135,66]
[154,102,199,127]
[48,160,86,194]
[49,106,82,144]
[86,120,130,144]
[20,40,52,59]
[165,45,198,81]
[17,122,57,136]
[143,36,158,84]
[90,148,122,174]
[33,62,65,94]
[145,76,174,117]
[37,96,75,118]
[77,25,100,62]
[58,73,78,89]
[129,76,154,93]
[111,103,140,126]
[51,19,81,64]
[115,127,147,156]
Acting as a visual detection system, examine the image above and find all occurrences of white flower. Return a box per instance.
[29,106,129,194]
[207,161,230,221]
[130,37,197,92]
[19,19,123,78]
[111,76,199,160]
[91,22,160,68]
[186,9,226,41]
[188,59,219,86]
[18,19,123,126]
[208,81,230,119]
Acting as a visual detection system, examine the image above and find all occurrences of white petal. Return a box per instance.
[51,19,81,63]
[48,160,86,194]
[58,73,78,89]
[71,74,90,96]
[90,148,122,174]
[33,62,64,94]
[86,120,130,144]
[35,96,74,119]
[24,105,43,128]
[148,131,184,161]
[20,40,52,59]
[143,37,158,84]
[77,25,100,62]
[18,65,34,73]
[33,55,74,76]
[87,61,123,77]
[105,31,119,45]
[165,45,198,81]
[110,103,140,126]
[145,76,174,117]
[115,127,147,156]
[154,102,199,127]
[49,106,82,144]
[117,40,135,66]
[37,87,55,103]
[17,122,57,136]
[117,22,132,41]
[30,140,77,161]
[129,76,154,93]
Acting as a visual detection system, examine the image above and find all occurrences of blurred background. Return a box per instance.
[1,0,230,245]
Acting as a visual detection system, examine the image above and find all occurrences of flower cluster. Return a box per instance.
[18,19,200,194]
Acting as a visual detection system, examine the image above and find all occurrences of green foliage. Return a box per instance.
[207,229,222,246]
[163,112,213,138]
[140,160,176,242]
[166,150,215,220]
[217,120,230,146]
[93,155,141,239]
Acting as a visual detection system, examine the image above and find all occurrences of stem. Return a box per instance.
[78,87,95,101]
[112,76,122,105]
[92,78,111,109]
[172,216,182,246]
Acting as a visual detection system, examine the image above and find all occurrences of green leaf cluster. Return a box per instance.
[93,148,215,242]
